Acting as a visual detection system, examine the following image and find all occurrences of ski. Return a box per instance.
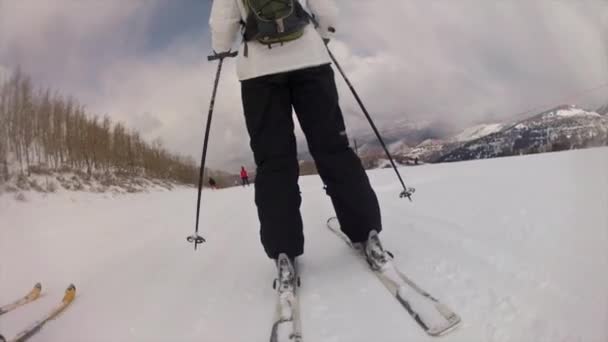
[269,254,303,342]
[0,284,76,342]
[0,283,42,316]
[327,217,461,337]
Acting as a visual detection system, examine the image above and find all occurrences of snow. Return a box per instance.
[554,108,601,118]
[514,123,527,130]
[453,123,504,142]
[418,138,443,147]
[1,148,607,342]
[375,158,407,169]
[387,140,411,155]
[375,158,392,168]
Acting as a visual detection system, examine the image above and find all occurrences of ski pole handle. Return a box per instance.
[207,51,238,61]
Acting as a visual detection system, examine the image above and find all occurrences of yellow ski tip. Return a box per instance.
[62,284,76,304]
[27,282,42,300]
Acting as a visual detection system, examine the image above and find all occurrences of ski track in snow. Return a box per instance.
[1,148,607,342]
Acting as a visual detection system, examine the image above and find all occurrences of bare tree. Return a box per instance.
[0,68,201,186]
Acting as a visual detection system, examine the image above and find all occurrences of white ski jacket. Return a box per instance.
[209,0,337,81]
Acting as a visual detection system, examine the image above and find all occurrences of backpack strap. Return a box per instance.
[239,0,313,57]
[294,1,318,28]
[239,19,250,57]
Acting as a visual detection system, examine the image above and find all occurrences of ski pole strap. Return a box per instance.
[207,51,238,61]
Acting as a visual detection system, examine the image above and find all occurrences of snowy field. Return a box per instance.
[1,148,607,342]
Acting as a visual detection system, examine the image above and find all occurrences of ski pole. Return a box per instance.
[326,47,415,201]
[187,51,238,251]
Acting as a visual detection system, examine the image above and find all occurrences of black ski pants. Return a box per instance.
[241,64,382,259]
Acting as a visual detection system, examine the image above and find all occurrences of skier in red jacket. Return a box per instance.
[240,166,250,187]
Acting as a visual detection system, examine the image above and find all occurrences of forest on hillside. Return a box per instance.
[0,69,201,187]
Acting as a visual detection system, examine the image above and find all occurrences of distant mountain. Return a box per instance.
[387,140,412,156]
[452,123,505,142]
[296,104,608,171]
[404,139,455,163]
[401,123,505,162]
[352,119,457,157]
[439,105,608,162]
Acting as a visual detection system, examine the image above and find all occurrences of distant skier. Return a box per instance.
[210,0,389,275]
[208,177,217,190]
[240,166,250,187]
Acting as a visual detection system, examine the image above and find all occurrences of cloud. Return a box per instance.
[0,0,249,169]
[0,1,156,86]
[1,0,607,170]
[333,1,608,126]
[87,46,250,169]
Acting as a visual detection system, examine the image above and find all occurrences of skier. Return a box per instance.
[209,0,390,275]
[208,177,218,190]
[240,166,250,187]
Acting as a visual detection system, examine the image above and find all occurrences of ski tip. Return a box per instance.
[28,282,43,300]
[63,284,77,303]
[426,316,462,337]
[0,334,6,342]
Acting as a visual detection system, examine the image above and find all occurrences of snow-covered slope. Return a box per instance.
[406,139,452,162]
[552,107,601,118]
[453,123,504,142]
[1,148,607,342]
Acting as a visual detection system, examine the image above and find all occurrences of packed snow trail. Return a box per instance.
[1,148,607,342]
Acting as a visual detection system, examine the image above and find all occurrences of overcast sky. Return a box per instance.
[1,0,607,170]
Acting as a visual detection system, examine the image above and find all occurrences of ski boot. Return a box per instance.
[273,253,300,291]
[360,230,394,271]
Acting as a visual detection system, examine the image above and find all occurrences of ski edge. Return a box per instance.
[326,216,462,337]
